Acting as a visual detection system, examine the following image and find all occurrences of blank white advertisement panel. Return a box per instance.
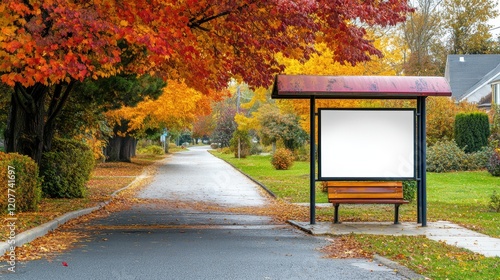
[319,109,415,180]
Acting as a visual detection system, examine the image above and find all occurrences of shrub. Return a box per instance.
[137,145,164,155]
[40,138,95,198]
[250,142,263,155]
[294,144,310,162]
[271,148,294,170]
[210,143,219,149]
[402,181,417,202]
[427,140,490,172]
[427,140,466,172]
[454,112,490,153]
[230,130,251,158]
[489,106,500,149]
[489,191,500,212]
[219,147,232,154]
[487,149,500,176]
[0,152,42,212]
[465,146,494,171]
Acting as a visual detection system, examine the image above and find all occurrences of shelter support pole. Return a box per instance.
[417,96,427,227]
[310,96,316,224]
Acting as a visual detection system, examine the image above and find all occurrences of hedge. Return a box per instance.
[454,112,490,153]
[40,138,95,198]
[0,152,42,212]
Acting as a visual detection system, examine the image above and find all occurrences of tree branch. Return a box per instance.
[188,3,250,31]
[46,80,75,125]
[47,84,62,119]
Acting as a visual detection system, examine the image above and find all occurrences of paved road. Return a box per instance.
[1,146,405,279]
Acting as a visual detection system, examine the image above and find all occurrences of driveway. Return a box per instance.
[1,146,405,280]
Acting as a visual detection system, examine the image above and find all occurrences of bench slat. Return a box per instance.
[330,199,408,204]
[325,181,403,187]
[328,193,403,199]
[330,186,403,191]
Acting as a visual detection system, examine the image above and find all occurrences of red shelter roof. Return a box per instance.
[271,75,452,99]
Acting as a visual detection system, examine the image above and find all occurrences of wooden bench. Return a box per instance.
[325,181,408,224]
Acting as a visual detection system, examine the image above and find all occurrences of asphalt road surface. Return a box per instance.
[1,146,405,280]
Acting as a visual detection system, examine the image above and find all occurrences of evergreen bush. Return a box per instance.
[0,152,42,211]
[454,112,490,153]
[40,138,95,198]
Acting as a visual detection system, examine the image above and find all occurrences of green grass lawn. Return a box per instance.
[213,151,499,237]
[212,151,500,279]
[428,171,500,238]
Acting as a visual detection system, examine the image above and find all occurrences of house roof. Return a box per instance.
[445,54,500,101]
[271,75,452,99]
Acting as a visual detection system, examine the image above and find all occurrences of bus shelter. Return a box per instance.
[271,75,453,226]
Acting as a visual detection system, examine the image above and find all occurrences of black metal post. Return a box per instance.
[310,96,316,224]
[421,97,427,227]
[417,97,427,226]
[417,98,422,223]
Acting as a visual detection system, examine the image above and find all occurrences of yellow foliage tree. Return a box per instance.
[106,80,214,134]
[274,33,403,133]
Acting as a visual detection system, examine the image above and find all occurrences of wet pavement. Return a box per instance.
[1,146,414,279]
[138,146,266,207]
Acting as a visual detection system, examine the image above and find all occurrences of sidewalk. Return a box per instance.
[289,220,500,258]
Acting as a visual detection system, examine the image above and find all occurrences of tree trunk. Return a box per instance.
[4,82,74,164]
[105,120,136,162]
[105,137,122,162]
[119,136,135,162]
[5,83,48,164]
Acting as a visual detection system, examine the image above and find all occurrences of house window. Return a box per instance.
[493,82,500,105]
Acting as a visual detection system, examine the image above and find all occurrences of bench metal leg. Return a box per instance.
[333,204,340,224]
[394,204,400,224]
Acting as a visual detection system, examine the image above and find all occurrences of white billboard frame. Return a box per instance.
[318,108,416,181]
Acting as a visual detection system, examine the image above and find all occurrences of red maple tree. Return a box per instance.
[0,0,413,162]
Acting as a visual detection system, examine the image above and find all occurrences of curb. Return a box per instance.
[288,220,426,280]
[373,254,426,280]
[0,170,149,256]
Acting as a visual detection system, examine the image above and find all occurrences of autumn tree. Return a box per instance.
[400,0,445,75]
[258,105,307,152]
[0,0,413,163]
[274,38,403,133]
[443,0,498,54]
[211,101,238,148]
[192,115,215,143]
[106,80,212,161]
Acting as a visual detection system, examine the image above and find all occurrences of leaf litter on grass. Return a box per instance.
[0,156,161,262]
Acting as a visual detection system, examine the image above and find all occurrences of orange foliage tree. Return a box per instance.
[105,80,214,161]
[0,0,413,163]
[274,38,404,133]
